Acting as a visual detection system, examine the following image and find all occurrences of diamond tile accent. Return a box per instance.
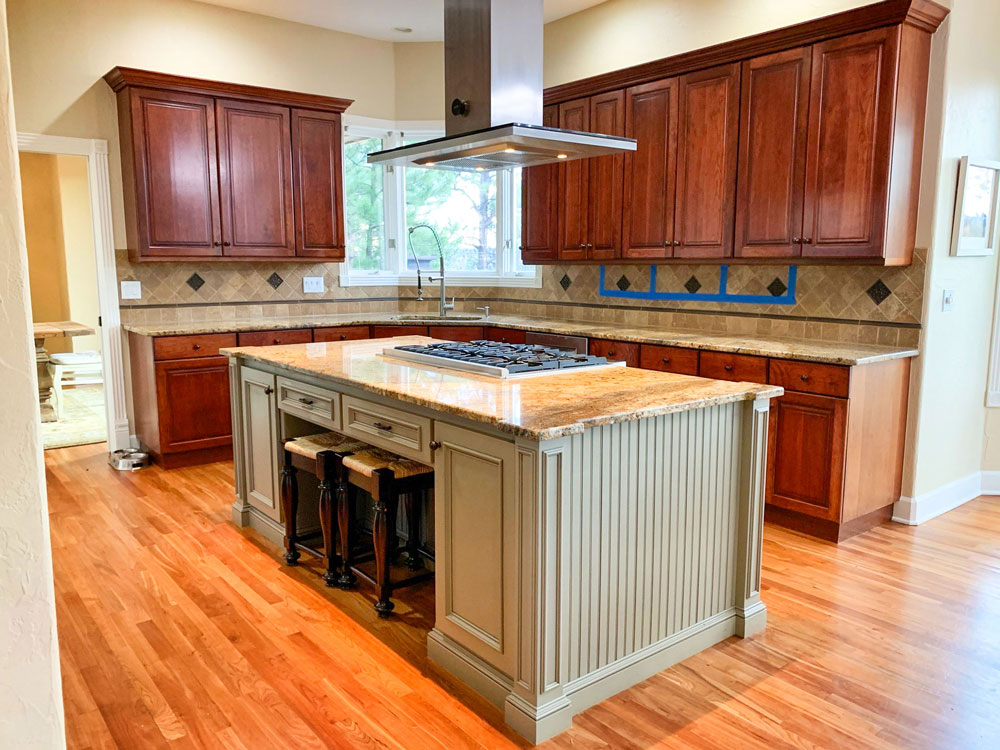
[616,274,631,291]
[684,276,702,294]
[267,272,284,290]
[767,278,788,297]
[866,279,891,305]
[185,273,205,292]
[559,273,572,291]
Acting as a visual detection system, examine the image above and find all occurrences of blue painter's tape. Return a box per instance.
[599,264,797,305]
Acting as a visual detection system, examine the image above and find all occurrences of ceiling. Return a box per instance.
[193,0,608,42]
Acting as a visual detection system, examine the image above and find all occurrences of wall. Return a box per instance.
[394,42,445,122]
[0,2,66,745]
[543,0,873,87]
[20,151,71,353]
[902,0,1000,493]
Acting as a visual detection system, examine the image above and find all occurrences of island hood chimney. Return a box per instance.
[367,0,636,171]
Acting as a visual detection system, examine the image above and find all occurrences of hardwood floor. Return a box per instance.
[47,443,1000,749]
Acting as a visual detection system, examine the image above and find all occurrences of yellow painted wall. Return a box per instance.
[55,154,100,354]
[19,151,71,354]
[394,42,445,122]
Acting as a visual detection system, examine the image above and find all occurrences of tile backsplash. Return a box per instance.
[118,248,924,347]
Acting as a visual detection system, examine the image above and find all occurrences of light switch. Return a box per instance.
[120,280,142,300]
[303,276,325,294]
[942,288,955,312]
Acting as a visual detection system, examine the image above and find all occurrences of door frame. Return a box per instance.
[17,132,130,452]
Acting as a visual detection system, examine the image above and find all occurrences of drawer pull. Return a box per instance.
[273,338,281,344]
[800,374,810,382]
[264,386,274,395]
[724,364,734,372]
[429,441,442,450]
[192,344,201,350]
[339,334,347,340]
[607,350,616,357]
[661,357,671,364]
[373,422,393,432]
[298,397,315,405]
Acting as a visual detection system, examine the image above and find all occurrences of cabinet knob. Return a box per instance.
[223,241,232,247]
[663,240,670,247]
[724,364,734,372]
[213,241,221,247]
[578,243,586,249]
[792,237,801,243]
[662,357,671,364]
[672,240,680,246]
[800,374,810,382]
[803,237,813,244]
[607,350,615,357]
[372,421,393,432]
[586,243,594,249]
[264,386,274,395]
[429,440,442,450]
[192,344,201,350]
[273,339,281,344]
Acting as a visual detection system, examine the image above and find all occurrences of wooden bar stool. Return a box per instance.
[337,446,434,618]
[281,432,366,585]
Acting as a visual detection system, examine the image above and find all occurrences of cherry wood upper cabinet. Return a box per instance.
[121,88,223,259]
[673,63,740,259]
[216,99,295,257]
[622,78,678,260]
[586,91,626,260]
[105,67,353,263]
[291,109,345,260]
[520,105,560,263]
[802,27,898,260]
[734,48,811,259]
[557,98,591,260]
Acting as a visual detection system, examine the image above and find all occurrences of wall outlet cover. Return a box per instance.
[120,280,142,300]
[303,276,325,294]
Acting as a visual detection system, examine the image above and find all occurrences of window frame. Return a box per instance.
[340,115,541,288]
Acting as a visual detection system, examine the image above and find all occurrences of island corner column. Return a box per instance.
[735,395,772,637]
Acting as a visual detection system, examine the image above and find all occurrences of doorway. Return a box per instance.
[17,133,129,453]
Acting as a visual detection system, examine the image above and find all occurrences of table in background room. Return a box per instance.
[33,321,95,422]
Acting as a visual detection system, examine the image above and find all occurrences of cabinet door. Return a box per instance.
[557,97,591,260]
[587,90,625,260]
[766,391,847,522]
[291,109,345,259]
[735,48,811,258]
[622,79,678,259]
[216,99,295,257]
[673,63,740,258]
[802,27,897,259]
[240,368,281,521]
[433,422,517,675]
[155,356,232,453]
[127,88,222,258]
[520,105,560,263]
[588,338,640,367]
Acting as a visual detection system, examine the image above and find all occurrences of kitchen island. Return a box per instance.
[224,335,781,742]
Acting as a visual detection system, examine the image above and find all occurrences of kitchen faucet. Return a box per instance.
[408,223,454,317]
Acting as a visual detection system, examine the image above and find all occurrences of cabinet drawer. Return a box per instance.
[699,351,768,382]
[588,338,640,367]
[237,328,312,347]
[277,376,340,430]
[153,333,236,360]
[341,395,434,464]
[371,325,428,339]
[639,344,699,375]
[769,359,850,398]
[483,326,527,344]
[428,325,484,342]
[313,325,370,342]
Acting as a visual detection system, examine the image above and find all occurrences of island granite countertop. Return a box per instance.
[222,336,783,440]
[126,312,918,367]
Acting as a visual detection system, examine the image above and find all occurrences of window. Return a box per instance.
[341,119,539,287]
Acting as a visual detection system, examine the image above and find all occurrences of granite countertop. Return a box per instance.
[222,336,783,441]
[126,312,919,366]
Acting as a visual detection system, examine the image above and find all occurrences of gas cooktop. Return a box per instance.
[381,341,627,378]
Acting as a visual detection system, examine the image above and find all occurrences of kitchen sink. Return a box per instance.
[392,313,484,322]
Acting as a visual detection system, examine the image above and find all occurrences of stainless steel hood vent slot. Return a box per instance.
[368,0,636,171]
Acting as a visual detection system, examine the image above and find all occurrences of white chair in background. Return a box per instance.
[48,351,103,419]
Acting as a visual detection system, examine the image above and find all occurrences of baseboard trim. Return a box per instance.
[893,471,998,525]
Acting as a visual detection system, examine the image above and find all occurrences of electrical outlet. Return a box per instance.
[303,276,325,294]
[942,288,955,312]
[120,280,142,300]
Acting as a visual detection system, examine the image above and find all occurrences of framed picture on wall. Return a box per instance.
[951,156,1000,257]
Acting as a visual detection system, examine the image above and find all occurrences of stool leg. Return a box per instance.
[280,451,299,566]
[335,453,357,590]
[372,468,397,618]
[404,492,423,571]
[317,452,338,586]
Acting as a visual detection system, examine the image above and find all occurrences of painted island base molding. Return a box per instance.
[893,471,1000,525]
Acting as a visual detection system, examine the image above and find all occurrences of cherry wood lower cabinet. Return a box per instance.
[236,329,312,347]
[589,338,640,367]
[371,325,428,338]
[129,332,236,468]
[427,326,484,342]
[482,326,527,344]
[313,325,370,342]
[639,344,699,375]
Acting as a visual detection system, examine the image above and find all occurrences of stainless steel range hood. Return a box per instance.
[367,0,635,171]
